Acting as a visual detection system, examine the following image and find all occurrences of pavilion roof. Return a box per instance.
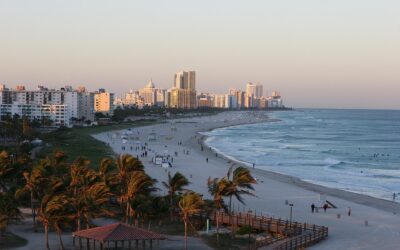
[73,223,166,242]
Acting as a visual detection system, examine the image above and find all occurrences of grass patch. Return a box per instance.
[0,232,28,249]
[149,219,199,236]
[201,233,255,250]
[40,120,161,167]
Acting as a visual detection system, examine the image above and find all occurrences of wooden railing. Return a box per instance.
[207,211,328,250]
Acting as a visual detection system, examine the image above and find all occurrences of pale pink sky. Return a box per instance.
[0,1,399,109]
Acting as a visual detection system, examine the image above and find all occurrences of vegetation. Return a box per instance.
[202,233,255,250]
[179,191,205,250]
[0,232,28,249]
[1,133,257,250]
[39,120,159,165]
[162,171,190,220]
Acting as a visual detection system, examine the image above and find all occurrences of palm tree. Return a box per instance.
[15,161,51,230]
[207,177,231,235]
[0,151,13,191]
[226,166,257,213]
[69,158,92,231]
[162,171,189,220]
[38,193,72,250]
[178,192,204,250]
[0,193,21,238]
[124,171,157,224]
[115,154,144,207]
[98,157,114,184]
[79,182,113,229]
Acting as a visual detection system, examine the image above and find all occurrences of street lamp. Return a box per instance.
[289,203,294,226]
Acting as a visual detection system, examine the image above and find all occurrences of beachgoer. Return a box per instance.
[206,158,208,163]
[311,203,315,213]
[393,193,396,201]
[348,207,352,216]
[323,204,328,212]
[253,163,255,168]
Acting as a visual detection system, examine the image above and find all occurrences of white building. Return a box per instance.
[0,84,100,127]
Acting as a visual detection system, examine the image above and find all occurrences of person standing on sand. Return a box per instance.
[348,207,352,216]
[206,158,208,163]
[323,203,328,212]
[393,193,396,201]
[311,203,315,213]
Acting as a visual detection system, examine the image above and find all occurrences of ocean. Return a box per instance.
[204,109,400,201]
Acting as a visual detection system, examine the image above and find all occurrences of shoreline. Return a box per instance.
[93,110,400,249]
[198,128,400,214]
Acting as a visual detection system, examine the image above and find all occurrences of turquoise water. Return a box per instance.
[204,109,400,201]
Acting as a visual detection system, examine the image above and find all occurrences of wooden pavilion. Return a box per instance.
[72,223,166,249]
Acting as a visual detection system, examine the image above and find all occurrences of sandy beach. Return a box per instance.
[93,111,400,250]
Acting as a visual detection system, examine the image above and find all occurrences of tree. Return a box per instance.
[38,193,72,250]
[162,171,189,220]
[115,154,144,214]
[207,177,231,236]
[178,192,204,250]
[0,193,21,238]
[15,168,45,229]
[0,151,13,191]
[226,166,257,213]
[124,171,156,224]
[98,157,115,185]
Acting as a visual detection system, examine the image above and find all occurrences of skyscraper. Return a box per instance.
[246,82,263,99]
[169,70,197,109]
[174,71,196,90]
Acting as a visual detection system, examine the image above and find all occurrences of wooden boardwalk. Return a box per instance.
[210,211,328,250]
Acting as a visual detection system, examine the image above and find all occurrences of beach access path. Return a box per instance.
[93,111,400,250]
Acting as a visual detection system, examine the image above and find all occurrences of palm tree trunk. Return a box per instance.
[125,199,130,223]
[77,211,81,231]
[170,193,173,221]
[184,219,188,250]
[57,230,65,250]
[45,225,50,250]
[30,191,36,227]
[229,196,232,214]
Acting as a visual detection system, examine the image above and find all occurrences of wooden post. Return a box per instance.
[87,238,90,250]
[142,239,146,249]
[150,239,153,249]
[100,242,103,250]
[93,239,95,249]
[136,240,139,248]
[79,237,82,249]
[129,240,131,250]
[115,240,117,250]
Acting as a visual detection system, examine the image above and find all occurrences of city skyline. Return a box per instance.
[1,1,399,109]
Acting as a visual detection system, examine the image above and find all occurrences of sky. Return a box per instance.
[0,0,399,109]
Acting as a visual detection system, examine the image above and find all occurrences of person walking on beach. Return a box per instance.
[253,163,255,168]
[348,207,352,216]
[311,203,315,213]
[323,203,328,212]
[393,192,396,201]
[206,158,208,163]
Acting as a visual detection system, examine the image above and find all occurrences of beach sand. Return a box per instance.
[93,111,400,250]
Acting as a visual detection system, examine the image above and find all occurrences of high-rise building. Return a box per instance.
[169,88,197,109]
[139,80,157,106]
[169,71,197,109]
[174,71,196,90]
[94,89,114,116]
[246,82,263,99]
[197,93,213,107]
